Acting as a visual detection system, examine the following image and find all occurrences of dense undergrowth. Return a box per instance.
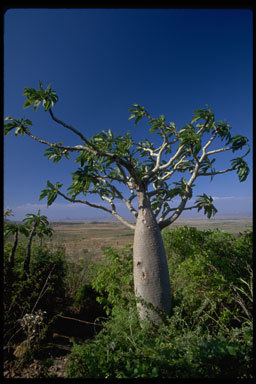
[3,226,253,378]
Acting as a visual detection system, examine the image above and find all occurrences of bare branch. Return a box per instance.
[49,109,92,147]
[206,146,232,156]
[57,190,135,230]
[151,142,168,174]
[58,190,113,213]
[24,128,96,154]
[100,196,136,230]
[158,195,192,231]
[198,166,236,177]
[96,176,138,218]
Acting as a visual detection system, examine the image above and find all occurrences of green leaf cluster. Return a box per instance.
[90,129,134,158]
[148,115,166,134]
[23,81,58,111]
[199,157,216,181]
[67,165,96,198]
[178,124,201,154]
[128,104,146,126]
[230,157,250,182]
[4,222,30,239]
[191,105,215,126]
[195,194,217,218]
[171,178,194,199]
[23,209,50,228]
[229,135,249,152]
[39,180,63,206]
[4,116,32,136]
[215,121,232,143]
[44,142,70,162]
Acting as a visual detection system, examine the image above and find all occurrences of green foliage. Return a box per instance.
[172,177,194,198]
[195,194,218,218]
[67,304,252,379]
[128,104,146,126]
[230,157,250,182]
[39,181,63,206]
[4,222,30,239]
[163,227,252,329]
[23,81,58,111]
[44,142,70,162]
[67,228,253,378]
[178,124,202,154]
[5,84,250,225]
[90,244,134,315]
[4,116,32,136]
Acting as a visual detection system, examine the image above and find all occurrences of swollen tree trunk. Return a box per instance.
[133,191,172,324]
[24,224,36,275]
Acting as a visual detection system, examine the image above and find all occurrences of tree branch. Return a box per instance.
[24,122,141,188]
[57,191,135,230]
[24,128,95,153]
[206,146,232,156]
[95,176,138,218]
[49,109,92,147]
[198,166,236,177]
[158,196,190,230]
[48,109,143,182]
[157,133,218,229]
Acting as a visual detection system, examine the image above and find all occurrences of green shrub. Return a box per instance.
[67,228,253,378]
[163,227,253,330]
[67,304,253,378]
[90,244,134,315]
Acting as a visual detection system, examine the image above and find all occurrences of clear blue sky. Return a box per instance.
[4,8,253,221]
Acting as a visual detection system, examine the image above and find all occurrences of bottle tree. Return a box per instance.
[4,82,250,324]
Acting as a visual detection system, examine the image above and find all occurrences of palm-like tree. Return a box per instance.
[4,222,29,270]
[22,210,50,274]
[37,223,53,250]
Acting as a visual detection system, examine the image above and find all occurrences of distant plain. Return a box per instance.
[46,217,252,261]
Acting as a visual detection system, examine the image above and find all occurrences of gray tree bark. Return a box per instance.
[133,191,172,324]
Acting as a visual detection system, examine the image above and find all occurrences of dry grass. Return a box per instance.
[46,221,134,262]
[45,217,252,262]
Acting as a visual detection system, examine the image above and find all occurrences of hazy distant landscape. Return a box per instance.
[45,217,252,261]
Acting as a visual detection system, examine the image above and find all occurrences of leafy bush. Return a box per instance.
[67,304,253,378]
[67,227,253,378]
[90,244,134,315]
[162,227,253,330]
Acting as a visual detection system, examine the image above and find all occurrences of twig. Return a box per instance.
[31,264,56,314]
[56,314,104,327]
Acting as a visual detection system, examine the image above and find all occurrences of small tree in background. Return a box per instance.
[36,222,53,251]
[22,210,51,274]
[4,82,250,324]
[4,222,29,271]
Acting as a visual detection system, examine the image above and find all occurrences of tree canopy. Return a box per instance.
[4,82,250,229]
